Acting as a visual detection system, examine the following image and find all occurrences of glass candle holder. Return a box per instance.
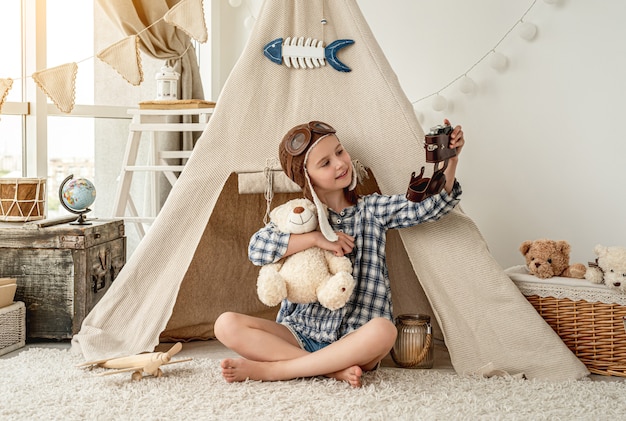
[390,314,434,369]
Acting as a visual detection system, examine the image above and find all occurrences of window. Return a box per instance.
[1,0,213,256]
[0,116,22,177]
[46,0,95,217]
[0,1,135,219]
[0,0,24,176]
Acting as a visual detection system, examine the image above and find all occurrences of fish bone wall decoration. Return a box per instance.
[263,36,355,72]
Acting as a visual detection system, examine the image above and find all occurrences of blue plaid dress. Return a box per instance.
[248,181,462,343]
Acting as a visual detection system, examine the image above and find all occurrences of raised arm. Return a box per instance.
[443,119,465,194]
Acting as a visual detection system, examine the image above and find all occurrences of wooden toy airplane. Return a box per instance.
[77,342,192,381]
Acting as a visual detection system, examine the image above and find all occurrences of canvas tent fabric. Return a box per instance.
[72,0,588,380]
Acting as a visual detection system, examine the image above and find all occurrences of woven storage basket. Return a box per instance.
[0,301,26,356]
[507,265,626,377]
[525,295,626,376]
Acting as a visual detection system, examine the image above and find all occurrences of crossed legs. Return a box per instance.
[213,312,397,388]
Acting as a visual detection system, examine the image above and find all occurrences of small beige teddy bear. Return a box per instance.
[256,198,356,311]
[585,244,626,291]
[519,239,586,279]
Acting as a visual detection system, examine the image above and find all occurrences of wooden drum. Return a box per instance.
[0,178,47,222]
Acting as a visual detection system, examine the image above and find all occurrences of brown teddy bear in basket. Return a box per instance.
[519,239,586,279]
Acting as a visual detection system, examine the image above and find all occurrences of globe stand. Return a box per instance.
[58,174,94,225]
[69,209,92,225]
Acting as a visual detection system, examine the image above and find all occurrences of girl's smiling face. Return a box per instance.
[305,134,352,195]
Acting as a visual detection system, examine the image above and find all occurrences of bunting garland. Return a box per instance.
[32,63,78,114]
[0,0,207,115]
[96,35,144,86]
[164,0,208,43]
[0,78,13,114]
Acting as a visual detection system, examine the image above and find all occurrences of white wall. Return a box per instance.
[210,0,626,270]
[202,0,263,99]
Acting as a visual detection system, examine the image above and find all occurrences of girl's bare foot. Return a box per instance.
[221,358,276,383]
[220,358,267,383]
[221,358,363,388]
[326,365,363,388]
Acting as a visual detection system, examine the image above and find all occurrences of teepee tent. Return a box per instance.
[72,0,588,380]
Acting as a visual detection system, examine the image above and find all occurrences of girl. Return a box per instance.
[215,120,465,387]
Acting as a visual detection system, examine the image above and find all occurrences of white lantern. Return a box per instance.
[155,64,180,100]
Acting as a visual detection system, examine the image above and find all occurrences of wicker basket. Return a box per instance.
[0,301,26,356]
[525,295,626,376]
[507,265,626,377]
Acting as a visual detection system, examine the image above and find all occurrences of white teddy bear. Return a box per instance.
[585,244,626,291]
[256,198,356,311]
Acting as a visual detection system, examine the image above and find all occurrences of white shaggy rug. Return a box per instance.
[1,348,625,420]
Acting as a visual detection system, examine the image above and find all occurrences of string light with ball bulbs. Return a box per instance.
[229,0,257,30]
[411,0,556,115]
[225,0,557,117]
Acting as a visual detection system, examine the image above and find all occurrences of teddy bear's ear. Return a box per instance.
[594,244,608,257]
[555,240,571,255]
[519,240,533,256]
[302,198,317,215]
[269,201,290,224]
[268,205,281,222]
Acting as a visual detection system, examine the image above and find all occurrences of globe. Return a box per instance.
[61,178,96,212]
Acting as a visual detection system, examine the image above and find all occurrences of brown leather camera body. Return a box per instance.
[424,132,457,163]
[406,125,456,203]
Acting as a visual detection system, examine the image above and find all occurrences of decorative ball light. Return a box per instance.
[458,76,476,95]
[229,0,242,7]
[518,22,537,41]
[431,94,448,112]
[244,16,256,30]
[489,52,508,72]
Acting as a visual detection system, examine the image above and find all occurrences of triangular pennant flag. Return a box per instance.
[32,63,77,114]
[0,78,13,114]
[164,0,208,43]
[96,35,144,86]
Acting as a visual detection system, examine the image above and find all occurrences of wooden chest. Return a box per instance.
[0,219,125,340]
